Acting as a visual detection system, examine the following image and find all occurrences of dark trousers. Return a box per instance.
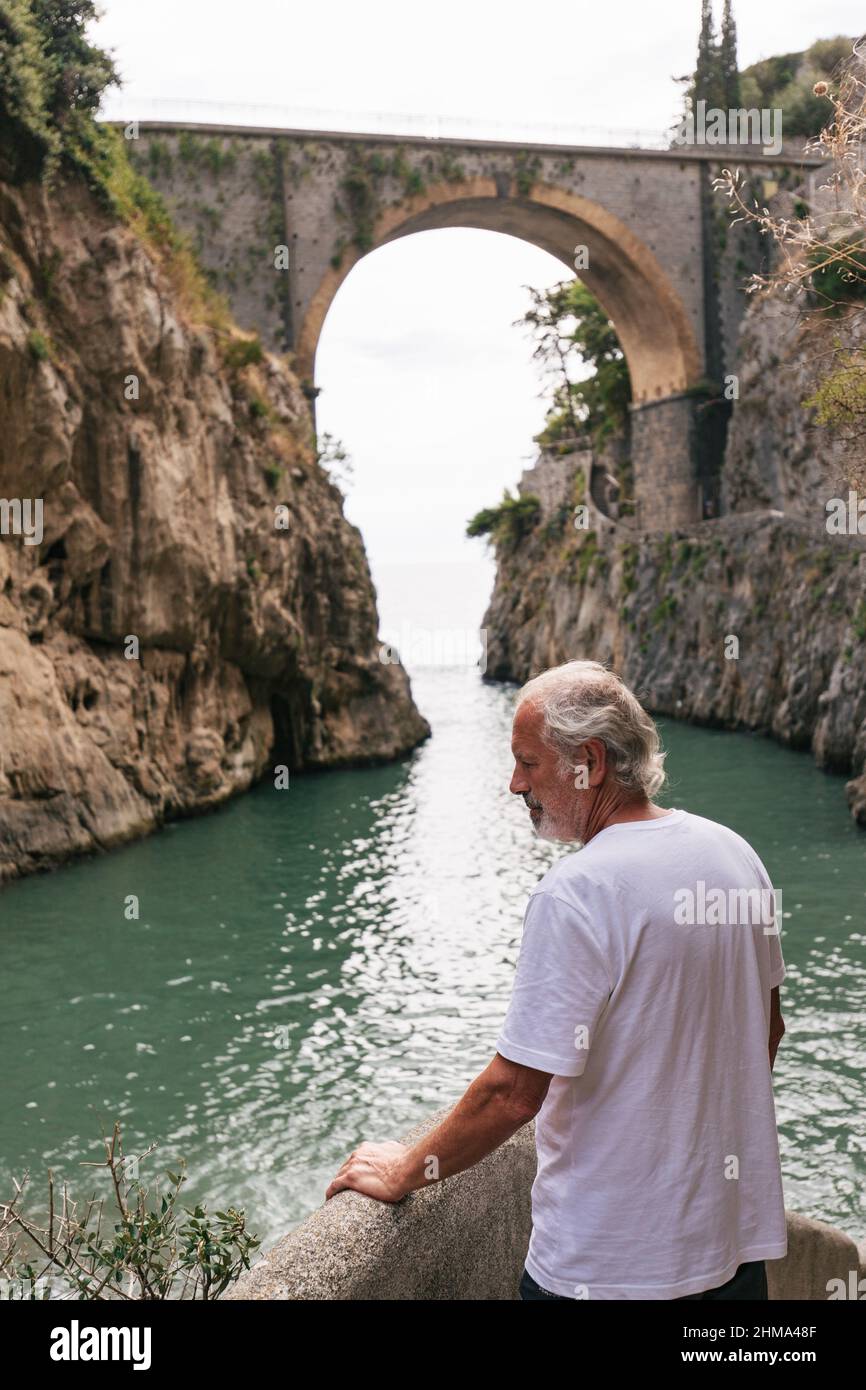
[519,1259,768,1301]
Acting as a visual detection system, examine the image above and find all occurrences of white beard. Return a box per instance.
[534,809,582,844]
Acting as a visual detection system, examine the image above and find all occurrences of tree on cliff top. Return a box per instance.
[0,0,118,182]
[0,1,232,332]
[719,0,741,109]
[739,36,855,137]
[675,0,735,129]
[516,280,632,449]
[675,4,852,141]
[692,0,726,114]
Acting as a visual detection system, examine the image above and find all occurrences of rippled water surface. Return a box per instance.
[1,668,864,1247]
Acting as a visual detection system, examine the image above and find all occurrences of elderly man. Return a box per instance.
[326,660,787,1301]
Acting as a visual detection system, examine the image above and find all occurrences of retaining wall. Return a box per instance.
[226,1107,865,1301]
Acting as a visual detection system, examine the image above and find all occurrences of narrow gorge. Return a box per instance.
[0,166,429,882]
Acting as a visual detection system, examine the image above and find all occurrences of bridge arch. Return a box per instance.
[296,177,703,405]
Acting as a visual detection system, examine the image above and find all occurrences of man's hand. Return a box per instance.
[325,1140,412,1203]
[324,1053,551,1204]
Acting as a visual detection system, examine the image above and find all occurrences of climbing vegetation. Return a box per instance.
[466,491,541,548]
[516,279,632,447]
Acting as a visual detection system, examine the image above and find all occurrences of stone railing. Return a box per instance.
[225,1107,865,1301]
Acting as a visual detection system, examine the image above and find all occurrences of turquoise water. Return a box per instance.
[1,668,864,1248]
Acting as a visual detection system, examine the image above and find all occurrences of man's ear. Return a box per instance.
[584,738,608,786]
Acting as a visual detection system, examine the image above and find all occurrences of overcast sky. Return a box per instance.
[94,1,862,638]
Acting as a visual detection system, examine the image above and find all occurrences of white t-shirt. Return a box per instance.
[496,807,788,1300]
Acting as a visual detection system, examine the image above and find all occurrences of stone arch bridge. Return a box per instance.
[128,123,824,529]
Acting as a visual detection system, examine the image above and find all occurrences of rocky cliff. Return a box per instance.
[722,296,866,516]
[0,174,429,882]
[480,291,866,824]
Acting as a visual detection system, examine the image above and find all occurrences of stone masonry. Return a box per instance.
[125,124,825,528]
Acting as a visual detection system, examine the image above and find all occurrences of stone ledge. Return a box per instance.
[225,1107,535,1300]
[225,1107,863,1301]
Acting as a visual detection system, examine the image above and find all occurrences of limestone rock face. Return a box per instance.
[722,295,864,517]
[480,283,866,824]
[482,505,866,825]
[0,178,429,882]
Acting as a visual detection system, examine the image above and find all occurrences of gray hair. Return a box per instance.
[516,660,667,799]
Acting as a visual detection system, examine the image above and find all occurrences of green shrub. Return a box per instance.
[519,280,632,448]
[223,336,264,370]
[263,460,283,492]
[542,502,573,539]
[145,137,173,179]
[575,531,600,583]
[620,541,639,595]
[203,138,236,178]
[27,328,53,361]
[690,546,709,579]
[437,152,465,182]
[657,533,674,578]
[0,1122,259,1300]
[466,491,541,548]
[35,249,62,302]
[804,350,866,428]
[339,154,379,252]
[651,593,679,626]
[514,152,541,196]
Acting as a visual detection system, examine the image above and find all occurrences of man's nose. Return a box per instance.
[510,765,529,795]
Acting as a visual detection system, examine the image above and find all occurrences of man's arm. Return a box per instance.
[325,1053,553,1203]
[769,985,785,1071]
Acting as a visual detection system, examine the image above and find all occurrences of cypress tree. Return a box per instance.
[719,0,741,109]
[694,1,720,111]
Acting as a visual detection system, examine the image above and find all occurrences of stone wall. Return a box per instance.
[225,1106,866,1300]
[630,394,700,529]
[225,1107,535,1300]
[518,445,587,520]
[127,130,289,350]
